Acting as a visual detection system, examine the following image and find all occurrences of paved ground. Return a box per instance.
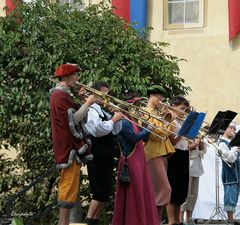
[68,220,235,225]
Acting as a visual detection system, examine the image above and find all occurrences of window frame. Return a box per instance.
[60,0,85,10]
[163,0,205,30]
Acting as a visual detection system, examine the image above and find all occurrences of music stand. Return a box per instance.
[178,111,206,139]
[205,110,237,225]
[208,110,237,135]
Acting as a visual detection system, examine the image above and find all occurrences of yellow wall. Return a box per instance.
[88,0,240,123]
[148,0,240,123]
[83,0,102,6]
[1,0,239,124]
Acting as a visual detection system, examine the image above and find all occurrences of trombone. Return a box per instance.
[197,127,233,167]
[140,97,223,150]
[49,78,170,141]
[140,97,192,139]
[140,97,190,122]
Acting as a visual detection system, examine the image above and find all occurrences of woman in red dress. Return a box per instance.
[112,97,159,225]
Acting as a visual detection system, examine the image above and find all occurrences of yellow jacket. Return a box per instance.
[143,107,175,161]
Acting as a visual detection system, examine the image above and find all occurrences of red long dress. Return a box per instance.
[112,120,159,225]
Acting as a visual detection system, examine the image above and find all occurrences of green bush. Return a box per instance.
[0,1,190,224]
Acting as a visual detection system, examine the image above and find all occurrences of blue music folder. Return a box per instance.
[178,111,206,139]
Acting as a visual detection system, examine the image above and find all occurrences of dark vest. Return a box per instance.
[90,109,115,159]
[220,139,240,185]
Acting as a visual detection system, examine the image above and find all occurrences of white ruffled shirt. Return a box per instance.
[85,103,122,137]
[173,119,189,150]
[218,137,239,163]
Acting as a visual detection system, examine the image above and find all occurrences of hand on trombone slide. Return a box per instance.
[111,112,124,123]
[146,123,155,131]
[84,94,98,106]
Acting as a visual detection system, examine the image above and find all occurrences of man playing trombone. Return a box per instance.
[166,96,190,225]
[85,81,124,225]
[143,85,176,223]
[50,63,97,225]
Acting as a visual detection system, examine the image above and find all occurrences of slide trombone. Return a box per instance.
[49,78,171,141]
[197,126,233,167]
[140,98,194,139]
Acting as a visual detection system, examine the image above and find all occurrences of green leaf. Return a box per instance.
[0,1,190,224]
[11,217,24,225]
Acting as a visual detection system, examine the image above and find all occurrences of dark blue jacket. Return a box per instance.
[220,139,240,185]
[119,119,149,157]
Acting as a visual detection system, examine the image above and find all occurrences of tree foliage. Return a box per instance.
[0,0,190,224]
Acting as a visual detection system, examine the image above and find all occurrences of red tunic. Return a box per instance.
[50,89,87,165]
[112,121,159,225]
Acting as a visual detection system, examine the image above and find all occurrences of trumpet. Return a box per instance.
[49,78,172,141]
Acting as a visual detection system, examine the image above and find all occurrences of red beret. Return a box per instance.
[54,64,80,77]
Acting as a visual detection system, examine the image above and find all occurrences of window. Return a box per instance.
[163,0,204,30]
[59,0,85,10]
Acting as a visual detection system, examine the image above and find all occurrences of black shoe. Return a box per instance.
[86,217,95,225]
[93,219,100,225]
[86,217,100,225]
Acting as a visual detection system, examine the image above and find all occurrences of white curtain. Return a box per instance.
[193,143,240,220]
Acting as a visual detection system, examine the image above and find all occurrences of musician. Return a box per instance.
[112,94,159,225]
[180,137,206,223]
[218,121,240,224]
[143,85,175,223]
[49,63,96,225]
[167,96,190,225]
[85,81,124,225]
